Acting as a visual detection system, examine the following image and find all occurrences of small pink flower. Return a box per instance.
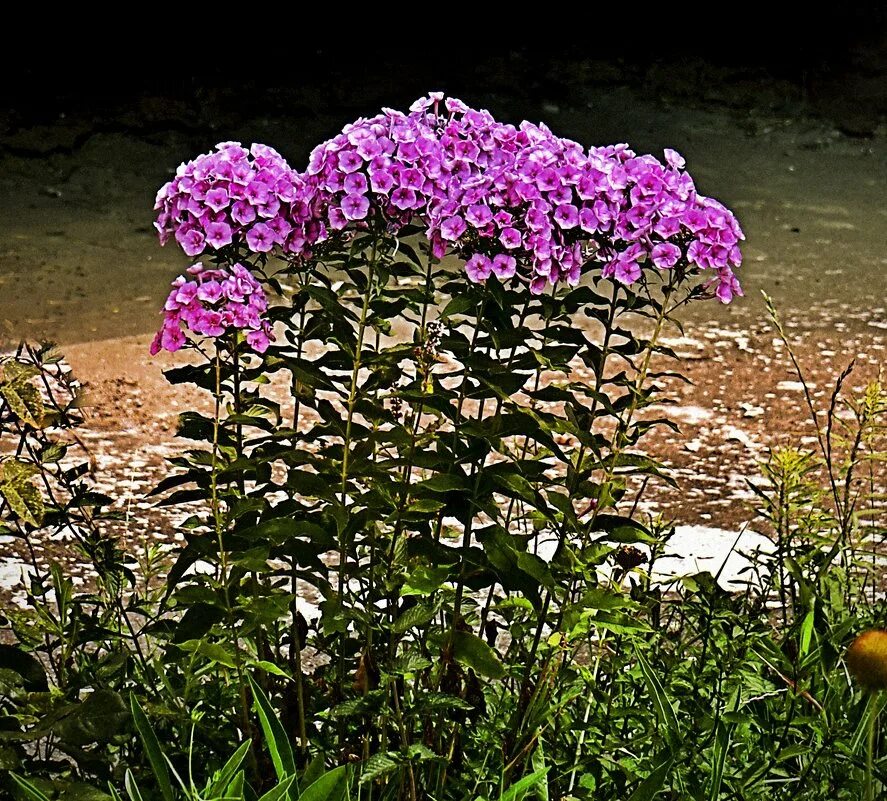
[651,242,681,270]
[491,254,516,279]
[440,216,467,241]
[176,228,206,257]
[341,193,370,221]
[246,223,275,253]
[466,254,493,282]
[204,221,233,249]
[499,227,521,250]
[664,148,686,169]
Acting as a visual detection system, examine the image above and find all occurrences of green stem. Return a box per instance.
[432,291,487,545]
[513,286,622,705]
[211,352,254,762]
[866,691,879,801]
[388,250,437,562]
[336,234,380,739]
[288,270,310,754]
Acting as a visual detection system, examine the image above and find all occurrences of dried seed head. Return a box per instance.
[846,630,887,691]
[615,545,647,571]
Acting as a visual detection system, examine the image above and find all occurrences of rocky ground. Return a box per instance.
[1,69,886,606]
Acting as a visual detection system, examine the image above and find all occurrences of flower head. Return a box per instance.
[846,630,887,691]
[154,143,315,258]
[150,263,274,355]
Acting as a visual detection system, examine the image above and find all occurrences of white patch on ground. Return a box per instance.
[649,525,774,589]
[0,559,31,590]
[661,405,713,425]
[776,381,807,392]
[720,425,762,451]
[739,402,765,418]
[0,558,35,606]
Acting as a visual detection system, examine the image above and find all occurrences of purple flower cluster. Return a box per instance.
[303,104,441,234]
[150,263,274,354]
[588,146,744,302]
[152,95,743,303]
[154,142,316,257]
[419,105,594,292]
[409,97,744,300]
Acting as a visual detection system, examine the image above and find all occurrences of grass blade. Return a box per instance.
[248,674,296,782]
[10,774,51,801]
[299,765,350,801]
[130,694,175,801]
[635,648,680,751]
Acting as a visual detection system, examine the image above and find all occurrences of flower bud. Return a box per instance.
[846,630,887,691]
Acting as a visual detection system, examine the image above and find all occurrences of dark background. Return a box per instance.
[3,15,887,141]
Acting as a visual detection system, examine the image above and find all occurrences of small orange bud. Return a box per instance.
[846,630,887,691]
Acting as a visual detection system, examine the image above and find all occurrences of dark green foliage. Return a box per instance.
[1,236,886,800]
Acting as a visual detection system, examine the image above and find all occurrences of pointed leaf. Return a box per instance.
[635,649,680,751]
[499,767,549,801]
[1,381,45,428]
[452,630,506,679]
[298,765,349,801]
[130,696,174,801]
[248,675,296,782]
[257,775,296,801]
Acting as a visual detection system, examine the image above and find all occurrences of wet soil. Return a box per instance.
[1,83,886,605]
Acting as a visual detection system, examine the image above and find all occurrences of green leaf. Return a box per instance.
[0,644,48,691]
[392,603,436,634]
[798,608,815,658]
[531,742,549,801]
[254,660,293,680]
[359,752,401,784]
[417,473,469,493]
[248,675,296,783]
[707,723,730,801]
[576,587,633,612]
[627,753,673,801]
[452,630,506,680]
[402,563,457,596]
[124,770,146,801]
[207,741,252,799]
[588,610,651,636]
[298,765,349,801]
[591,515,656,545]
[258,775,297,801]
[635,649,680,751]
[57,690,128,746]
[390,652,433,676]
[0,460,44,527]
[499,767,549,801]
[130,695,174,801]
[196,641,239,669]
[1,380,45,428]
[10,774,51,801]
[53,783,113,801]
[440,295,480,318]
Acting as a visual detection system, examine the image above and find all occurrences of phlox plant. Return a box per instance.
[24,93,887,801]
[137,92,748,799]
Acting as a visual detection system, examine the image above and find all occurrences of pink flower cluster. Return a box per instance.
[152,95,743,303]
[419,103,594,292]
[304,107,439,233]
[296,93,744,301]
[154,142,316,257]
[150,263,274,354]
